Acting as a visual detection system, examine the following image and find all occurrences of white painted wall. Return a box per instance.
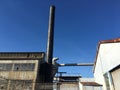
[94,43,120,90]
[79,78,103,90]
[80,78,95,82]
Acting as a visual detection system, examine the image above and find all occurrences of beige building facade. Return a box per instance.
[0,52,45,90]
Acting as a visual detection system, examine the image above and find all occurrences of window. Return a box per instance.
[0,63,35,71]
[21,63,35,71]
[104,73,110,90]
[0,64,12,71]
[0,80,8,90]
[14,64,20,71]
[14,63,35,71]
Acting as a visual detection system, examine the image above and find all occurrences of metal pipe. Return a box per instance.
[46,6,55,64]
[59,63,94,67]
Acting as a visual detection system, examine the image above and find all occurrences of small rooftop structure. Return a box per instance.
[58,76,81,82]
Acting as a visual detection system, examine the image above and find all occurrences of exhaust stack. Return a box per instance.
[46,6,55,64]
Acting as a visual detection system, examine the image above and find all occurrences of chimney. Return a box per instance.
[46,6,55,64]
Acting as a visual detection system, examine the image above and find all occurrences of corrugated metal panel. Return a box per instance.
[111,67,120,90]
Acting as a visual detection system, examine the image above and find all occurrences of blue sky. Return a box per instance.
[0,0,120,77]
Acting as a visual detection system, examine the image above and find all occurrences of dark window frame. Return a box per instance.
[13,63,35,71]
[0,63,35,71]
[0,64,12,71]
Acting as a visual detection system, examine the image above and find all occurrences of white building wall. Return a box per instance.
[94,43,120,90]
[94,55,106,89]
[79,83,83,90]
[79,78,103,90]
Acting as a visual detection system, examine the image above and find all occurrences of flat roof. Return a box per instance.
[59,76,81,78]
[0,52,45,60]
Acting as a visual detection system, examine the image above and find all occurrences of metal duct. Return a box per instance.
[59,63,94,67]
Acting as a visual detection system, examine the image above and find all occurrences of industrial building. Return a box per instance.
[0,5,102,90]
[93,38,120,90]
[0,5,56,90]
[55,75,81,90]
[0,52,45,90]
[79,78,102,90]
[53,74,102,90]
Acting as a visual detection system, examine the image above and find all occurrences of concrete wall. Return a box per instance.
[0,60,39,90]
[0,60,38,80]
[83,86,102,90]
[0,52,45,90]
[79,78,103,90]
[94,43,120,90]
[60,82,79,90]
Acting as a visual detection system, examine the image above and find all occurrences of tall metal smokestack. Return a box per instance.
[46,6,55,64]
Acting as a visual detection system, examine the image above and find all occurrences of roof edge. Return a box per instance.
[93,38,120,73]
[99,37,120,44]
[0,52,45,54]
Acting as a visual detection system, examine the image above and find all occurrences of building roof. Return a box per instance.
[99,38,120,44]
[0,52,45,60]
[93,38,120,72]
[54,76,81,82]
[80,82,102,86]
